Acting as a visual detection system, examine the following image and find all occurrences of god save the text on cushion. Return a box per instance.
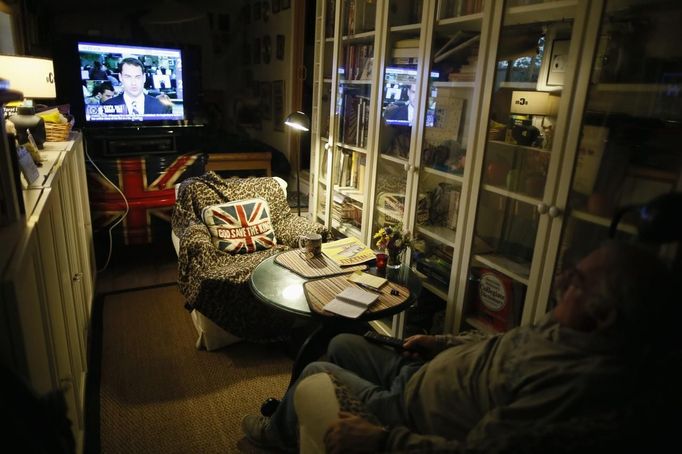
[216,220,273,239]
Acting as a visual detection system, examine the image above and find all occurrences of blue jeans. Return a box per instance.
[267,333,424,448]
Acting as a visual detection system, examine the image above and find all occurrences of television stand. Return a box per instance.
[83,124,204,157]
[206,152,272,176]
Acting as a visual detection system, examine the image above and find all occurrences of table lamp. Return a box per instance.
[0,55,56,149]
[509,90,558,148]
[284,111,310,216]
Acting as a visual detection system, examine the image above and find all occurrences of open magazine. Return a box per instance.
[321,237,376,267]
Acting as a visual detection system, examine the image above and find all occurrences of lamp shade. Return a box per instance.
[0,55,56,99]
[284,111,310,132]
[510,91,556,116]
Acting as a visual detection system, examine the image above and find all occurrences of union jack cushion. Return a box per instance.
[202,198,277,254]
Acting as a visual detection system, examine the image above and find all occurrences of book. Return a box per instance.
[348,270,388,290]
[322,237,376,266]
[324,286,379,318]
[395,38,420,48]
[393,47,419,58]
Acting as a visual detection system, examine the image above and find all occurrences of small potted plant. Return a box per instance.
[374,222,412,269]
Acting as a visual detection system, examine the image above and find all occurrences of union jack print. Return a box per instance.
[87,153,204,245]
[203,198,276,254]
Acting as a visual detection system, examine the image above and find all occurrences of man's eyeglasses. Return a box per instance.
[554,265,587,298]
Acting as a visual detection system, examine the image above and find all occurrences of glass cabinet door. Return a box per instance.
[371,0,426,240]
[410,0,485,305]
[370,0,426,336]
[312,0,339,227]
[329,0,378,239]
[461,1,583,333]
[542,0,682,315]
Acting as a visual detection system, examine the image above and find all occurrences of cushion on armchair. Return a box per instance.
[202,197,277,253]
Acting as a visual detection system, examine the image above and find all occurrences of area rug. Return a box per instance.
[94,284,293,453]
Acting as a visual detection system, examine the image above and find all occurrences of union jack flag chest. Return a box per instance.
[203,198,276,254]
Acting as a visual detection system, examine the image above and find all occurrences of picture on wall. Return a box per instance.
[273,80,285,131]
[260,81,272,120]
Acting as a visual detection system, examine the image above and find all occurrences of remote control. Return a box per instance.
[363,330,405,349]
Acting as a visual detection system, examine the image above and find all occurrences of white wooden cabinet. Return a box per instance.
[1,132,95,453]
[312,0,681,337]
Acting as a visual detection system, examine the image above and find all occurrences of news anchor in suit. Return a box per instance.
[103,57,172,115]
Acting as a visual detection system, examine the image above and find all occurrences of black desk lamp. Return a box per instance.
[284,111,310,216]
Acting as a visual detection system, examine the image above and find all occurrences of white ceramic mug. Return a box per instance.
[299,233,322,257]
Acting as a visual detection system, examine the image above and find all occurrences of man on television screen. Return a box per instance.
[85,81,115,105]
[102,57,172,116]
[384,83,416,125]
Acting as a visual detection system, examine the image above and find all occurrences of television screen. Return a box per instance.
[383,66,439,127]
[77,41,185,123]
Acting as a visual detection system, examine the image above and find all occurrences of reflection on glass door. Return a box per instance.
[547,0,682,313]
[462,1,579,334]
[372,0,425,243]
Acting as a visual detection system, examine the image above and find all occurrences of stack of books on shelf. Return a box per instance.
[342,93,370,147]
[392,38,419,65]
[448,53,478,82]
[345,0,376,35]
[337,151,366,191]
[344,44,374,80]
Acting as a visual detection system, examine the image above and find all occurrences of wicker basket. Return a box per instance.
[44,122,72,142]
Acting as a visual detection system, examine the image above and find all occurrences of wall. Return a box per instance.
[231,0,295,170]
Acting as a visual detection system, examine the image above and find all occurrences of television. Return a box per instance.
[382,66,439,127]
[77,41,185,123]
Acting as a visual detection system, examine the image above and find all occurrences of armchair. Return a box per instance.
[172,172,328,349]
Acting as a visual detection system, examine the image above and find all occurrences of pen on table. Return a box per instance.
[352,282,382,293]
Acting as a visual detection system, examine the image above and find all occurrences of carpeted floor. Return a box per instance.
[93,284,293,454]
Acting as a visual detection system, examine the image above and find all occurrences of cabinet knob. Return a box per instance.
[548,206,562,218]
[72,272,83,282]
[404,163,411,172]
[536,203,549,214]
[324,142,331,151]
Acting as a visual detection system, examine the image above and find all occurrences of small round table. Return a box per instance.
[250,255,422,387]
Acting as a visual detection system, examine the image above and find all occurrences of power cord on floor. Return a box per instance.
[83,138,129,273]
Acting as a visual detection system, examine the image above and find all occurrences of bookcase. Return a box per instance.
[310,0,682,336]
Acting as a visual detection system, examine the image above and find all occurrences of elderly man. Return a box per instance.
[242,241,675,452]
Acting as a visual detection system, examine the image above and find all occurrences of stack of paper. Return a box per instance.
[324,286,379,318]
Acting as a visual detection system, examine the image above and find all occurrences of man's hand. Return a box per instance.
[323,411,388,454]
[401,334,444,360]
